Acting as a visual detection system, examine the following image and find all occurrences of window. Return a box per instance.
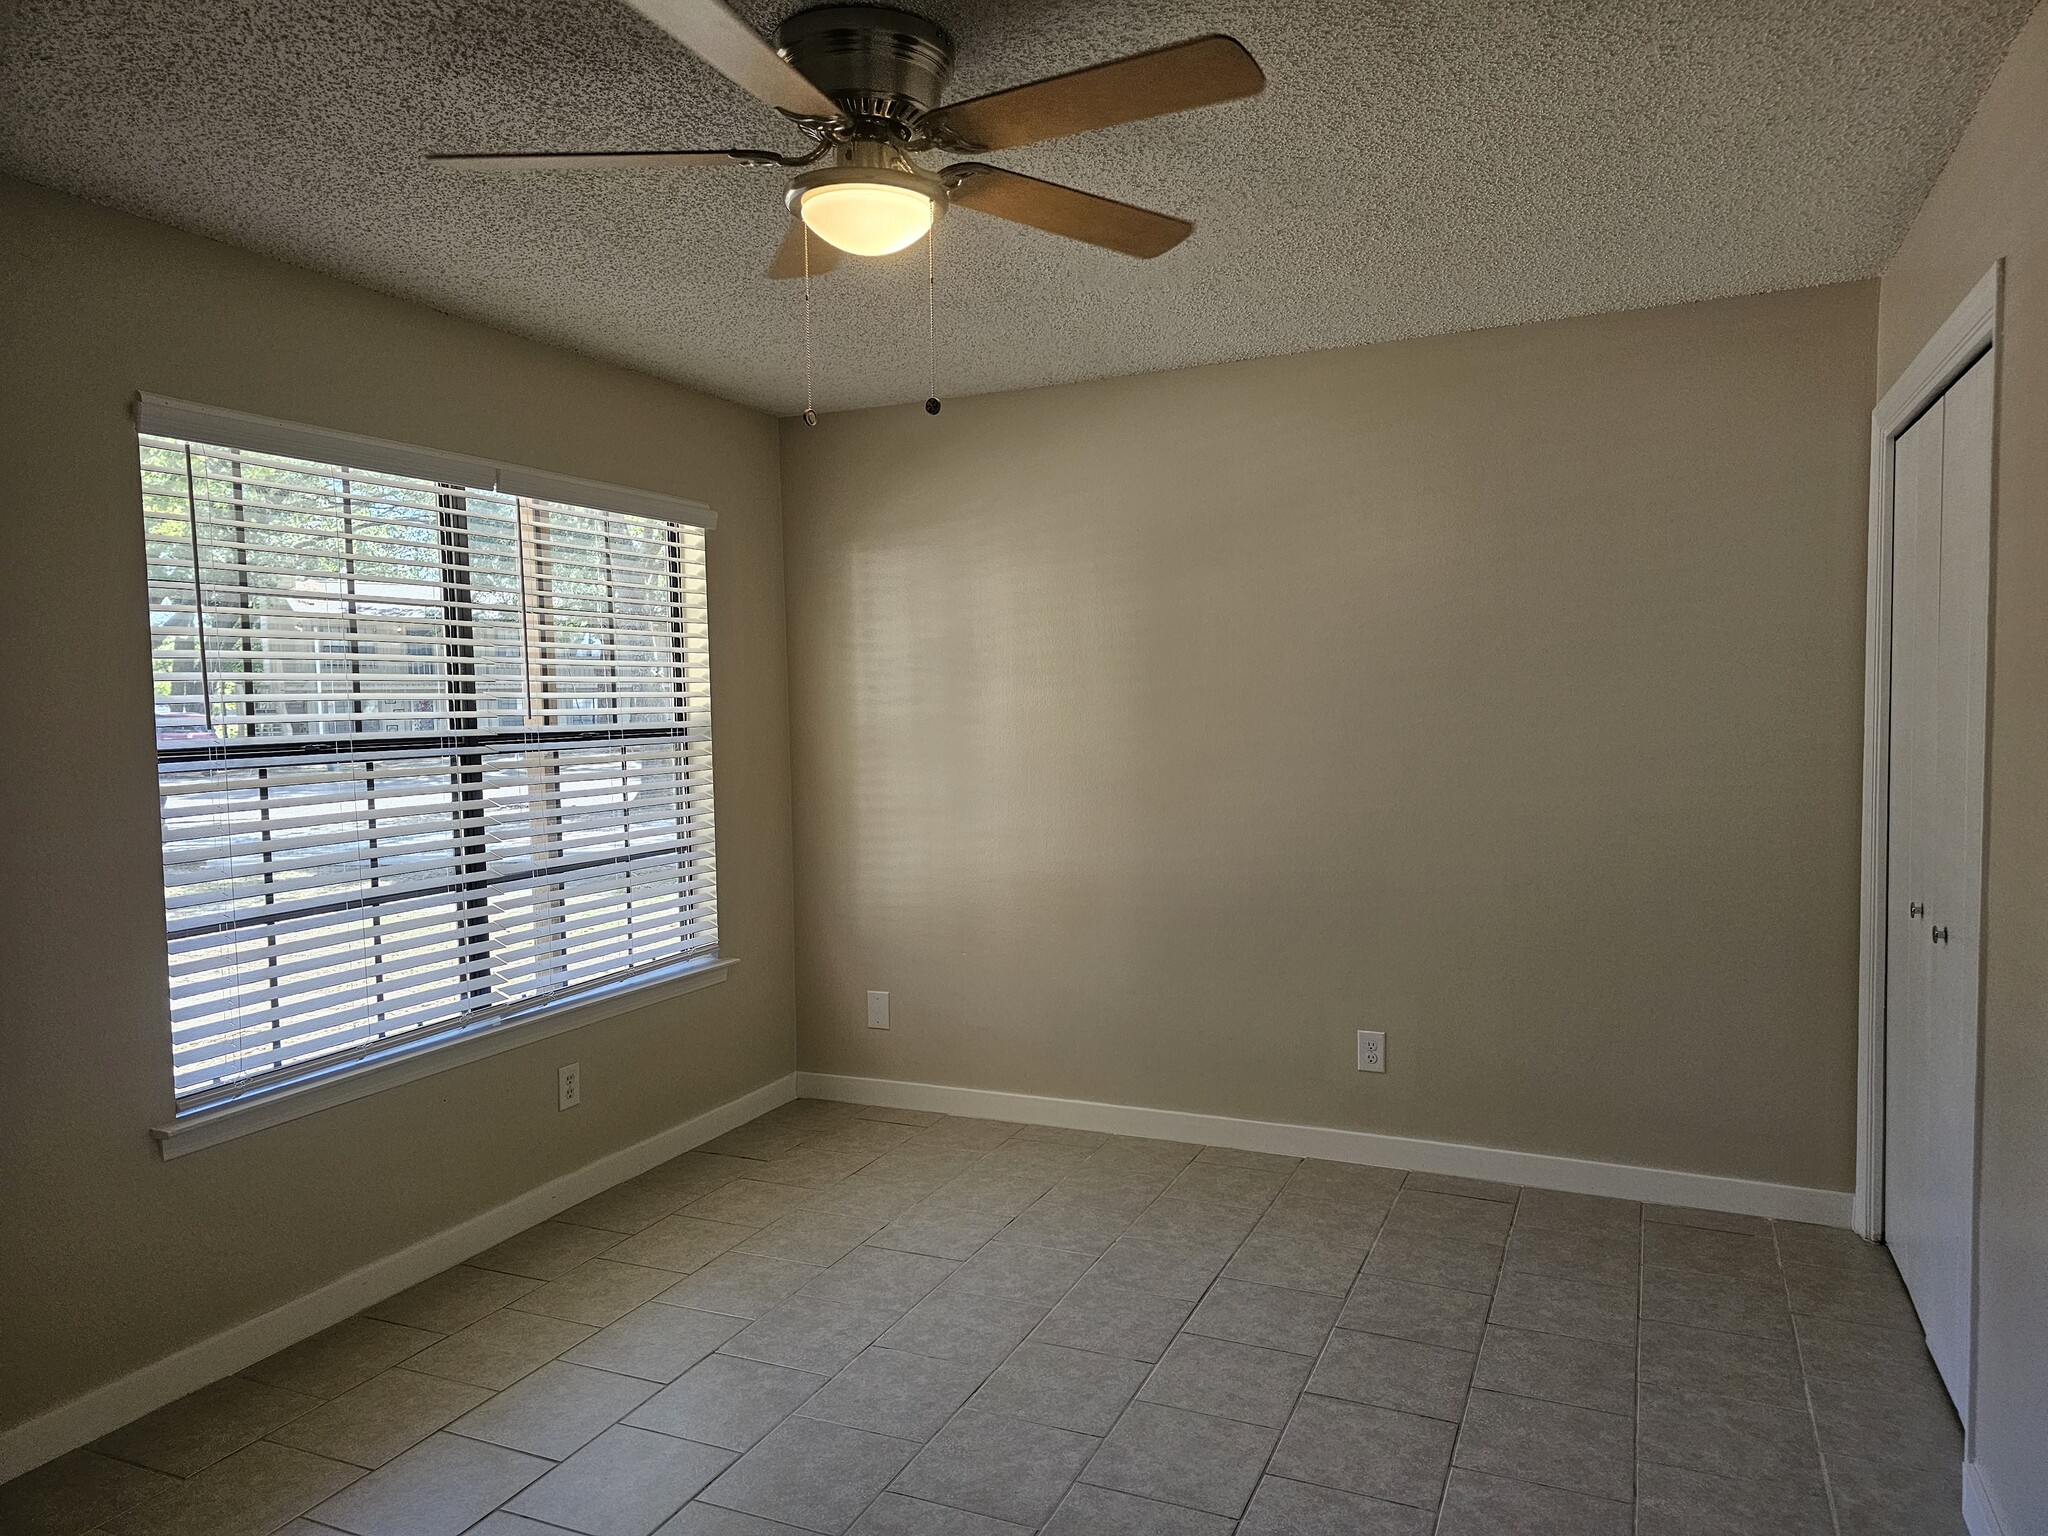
[139,400,717,1115]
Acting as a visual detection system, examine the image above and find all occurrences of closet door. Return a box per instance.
[1884,348,1992,1416]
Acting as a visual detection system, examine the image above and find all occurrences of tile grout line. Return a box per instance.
[1429,1182,1515,1536]
[1633,1209,1646,1536]
[1779,1218,1848,1536]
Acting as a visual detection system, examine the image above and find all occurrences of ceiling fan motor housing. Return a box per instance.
[774,4,954,131]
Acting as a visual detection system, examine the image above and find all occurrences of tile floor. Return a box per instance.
[1,1099,1968,1536]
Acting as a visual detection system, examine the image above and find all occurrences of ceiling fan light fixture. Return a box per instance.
[789,163,944,256]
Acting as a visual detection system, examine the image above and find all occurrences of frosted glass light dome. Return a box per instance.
[798,181,936,256]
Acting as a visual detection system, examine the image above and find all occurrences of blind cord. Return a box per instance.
[182,443,217,734]
[925,224,941,415]
[802,224,818,428]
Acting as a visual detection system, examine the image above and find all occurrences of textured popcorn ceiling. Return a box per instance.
[0,0,2035,413]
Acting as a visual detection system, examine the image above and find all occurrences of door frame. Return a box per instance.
[1854,260,2000,1424]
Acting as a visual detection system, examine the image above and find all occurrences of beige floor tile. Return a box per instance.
[1634,1461,1832,1536]
[1772,1222,1894,1274]
[1360,1229,1503,1296]
[1192,1145,1298,1174]
[1638,1322,1809,1411]
[1236,1473,1431,1536]
[655,1253,826,1319]
[1185,1278,1341,1356]
[1437,1466,1631,1536]
[506,1425,734,1534]
[1796,1315,1949,1393]
[1642,1205,1770,1237]
[12,1109,1980,1536]
[1268,1394,1455,1510]
[512,1258,682,1326]
[103,1441,359,1536]
[1640,1265,1793,1342]
[448,1360,658,1459]
[1451,1389,1632,1502]
[681,1180,818,1229]
[1501,1225,1638,1289]
[1512,1190,1640,1236]
[856,1106,944,1128]
[1384,1191,1514,1247]
[1637,1389,1824,1493]
[1485,1269,1636,1346]
[606,1216,756,1275]
[1642,1223,1779,1280]
[239,1318,443,1400]
[0,1448,176,1536]
[1308,1328,1474,1422]
[264,1367,490,1468]
[362,1266,539,1333]
[557,1175,700,1235]
[308,1430,550,1536]
[1403,1171,1520,1204]
[91,1377,320,1477]
[1139,1334,1311,1429]
[468,1221,623,1281]
[561,1301,746,1382]
[1826,1449,1968,1536]
[402,1306,597,1389]
[1081,1399,1275,1519]
[1339,1274,1491,1352]
[701,1415,921,1531]
[627,1354,829,1452]
[1471,1326,1634,1416]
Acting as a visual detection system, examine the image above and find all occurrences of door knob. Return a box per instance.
[1909,902,1925,918]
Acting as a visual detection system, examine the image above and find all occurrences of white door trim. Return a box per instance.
[1855,263,2000,1455]
[1855,260,2001,1241]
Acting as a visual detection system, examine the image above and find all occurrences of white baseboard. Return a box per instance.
[1963,1460,2012,1536]
[0,1073,799,1483]
[796,1072,1852,1227]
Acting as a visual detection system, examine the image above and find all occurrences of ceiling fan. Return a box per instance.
[428,0,1265,277]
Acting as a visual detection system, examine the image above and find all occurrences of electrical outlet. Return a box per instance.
[558,1062,581,1110]
[867,990,890,1030]
[1356,1031,1386,1073]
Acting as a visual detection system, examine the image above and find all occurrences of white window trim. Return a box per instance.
[134,394,718,529]
[138,395,729,1158]
[153,955,737,1158]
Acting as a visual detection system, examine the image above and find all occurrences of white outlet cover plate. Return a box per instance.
[1356,1031,1385,1073]
[558,1063,581,1109]
[867,991,889,1030]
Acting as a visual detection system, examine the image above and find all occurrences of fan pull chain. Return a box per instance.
[925,224,941,415]
[801,224,818,427]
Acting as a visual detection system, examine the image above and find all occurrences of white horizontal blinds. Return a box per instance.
[143,431,715,1103]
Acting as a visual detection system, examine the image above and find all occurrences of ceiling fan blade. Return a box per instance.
[767,220,841,280]
[428,149,785,172]
[944,164,1192,258]
[619,0,840,118]
[920,35,1262,153]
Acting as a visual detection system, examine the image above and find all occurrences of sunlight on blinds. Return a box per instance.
[142,432,715,1103]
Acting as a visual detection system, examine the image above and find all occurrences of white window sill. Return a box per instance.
[152,955,737,1159]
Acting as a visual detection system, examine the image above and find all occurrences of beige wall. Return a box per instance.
[1878,6,2048,1526]
[781,282,1878,1192]
[0,176,796,1431]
